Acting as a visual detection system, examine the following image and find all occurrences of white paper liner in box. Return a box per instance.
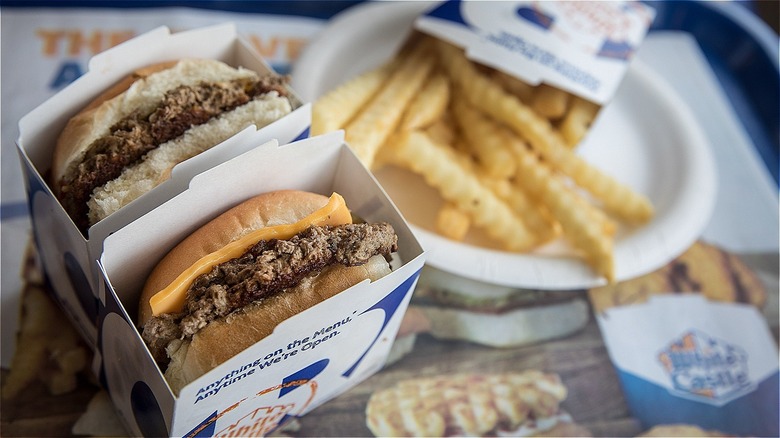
[597,295,779,436]
[97,132,425,437]
[415,0,655,103]
[16,23,310,349]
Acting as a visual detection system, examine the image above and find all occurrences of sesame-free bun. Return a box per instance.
[52,58,292,229]
[53,59,255,186]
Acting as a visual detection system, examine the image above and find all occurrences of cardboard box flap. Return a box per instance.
[94,260,176,436]
[415,1,655,103]
[86,23,238,75]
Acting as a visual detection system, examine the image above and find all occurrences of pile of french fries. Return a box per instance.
[312,35,654,283]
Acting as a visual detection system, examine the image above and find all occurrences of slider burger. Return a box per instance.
[138,190,398,392]
[52,58,293,233]
[409,267,590,348]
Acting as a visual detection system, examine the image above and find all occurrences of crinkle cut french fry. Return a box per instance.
[532,83,570,120]
[378,117,472,173]
[451,138,474,158]
[311,60,397,136]
[401,71,450,130]
[568,187,617,237]
[451,93,516,179]
[1,340,46,400]
[387,131,538,252]
[424,111,457,147]
[436,202,471,241]
[436,41,653,225]
[509,124,615,238]
[560,96,600,148]
[540,137,653,224]
[483,172,559,243]
[480,174,512,200]
[451,99,559,243]
[508,138,614,281]
[345,42,436,169]
[490,69,534,102]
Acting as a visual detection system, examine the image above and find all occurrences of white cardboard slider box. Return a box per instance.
[15,23,311,349]
[97,131,425,437]
[596,296,780,437]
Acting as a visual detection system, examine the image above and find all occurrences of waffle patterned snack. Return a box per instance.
[365,371,567,437]
[588,241,766,314]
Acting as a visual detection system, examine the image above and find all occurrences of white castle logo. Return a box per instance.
[658,329,754,405]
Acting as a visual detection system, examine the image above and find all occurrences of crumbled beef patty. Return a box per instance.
[141,222,397,368]
[58,75,289,232]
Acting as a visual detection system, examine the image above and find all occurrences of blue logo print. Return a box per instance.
[658,330,753,405]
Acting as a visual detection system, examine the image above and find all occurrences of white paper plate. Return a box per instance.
[292,1,717,290]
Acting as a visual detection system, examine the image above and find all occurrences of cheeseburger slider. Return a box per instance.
[138,190,398,392]
[52,58,293,233]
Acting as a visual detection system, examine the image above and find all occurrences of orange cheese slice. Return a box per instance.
[149,192,352,316]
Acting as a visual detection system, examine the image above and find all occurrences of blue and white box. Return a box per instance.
[416,0,655,104]
[96,132,425,436]
[597,295,779,436]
